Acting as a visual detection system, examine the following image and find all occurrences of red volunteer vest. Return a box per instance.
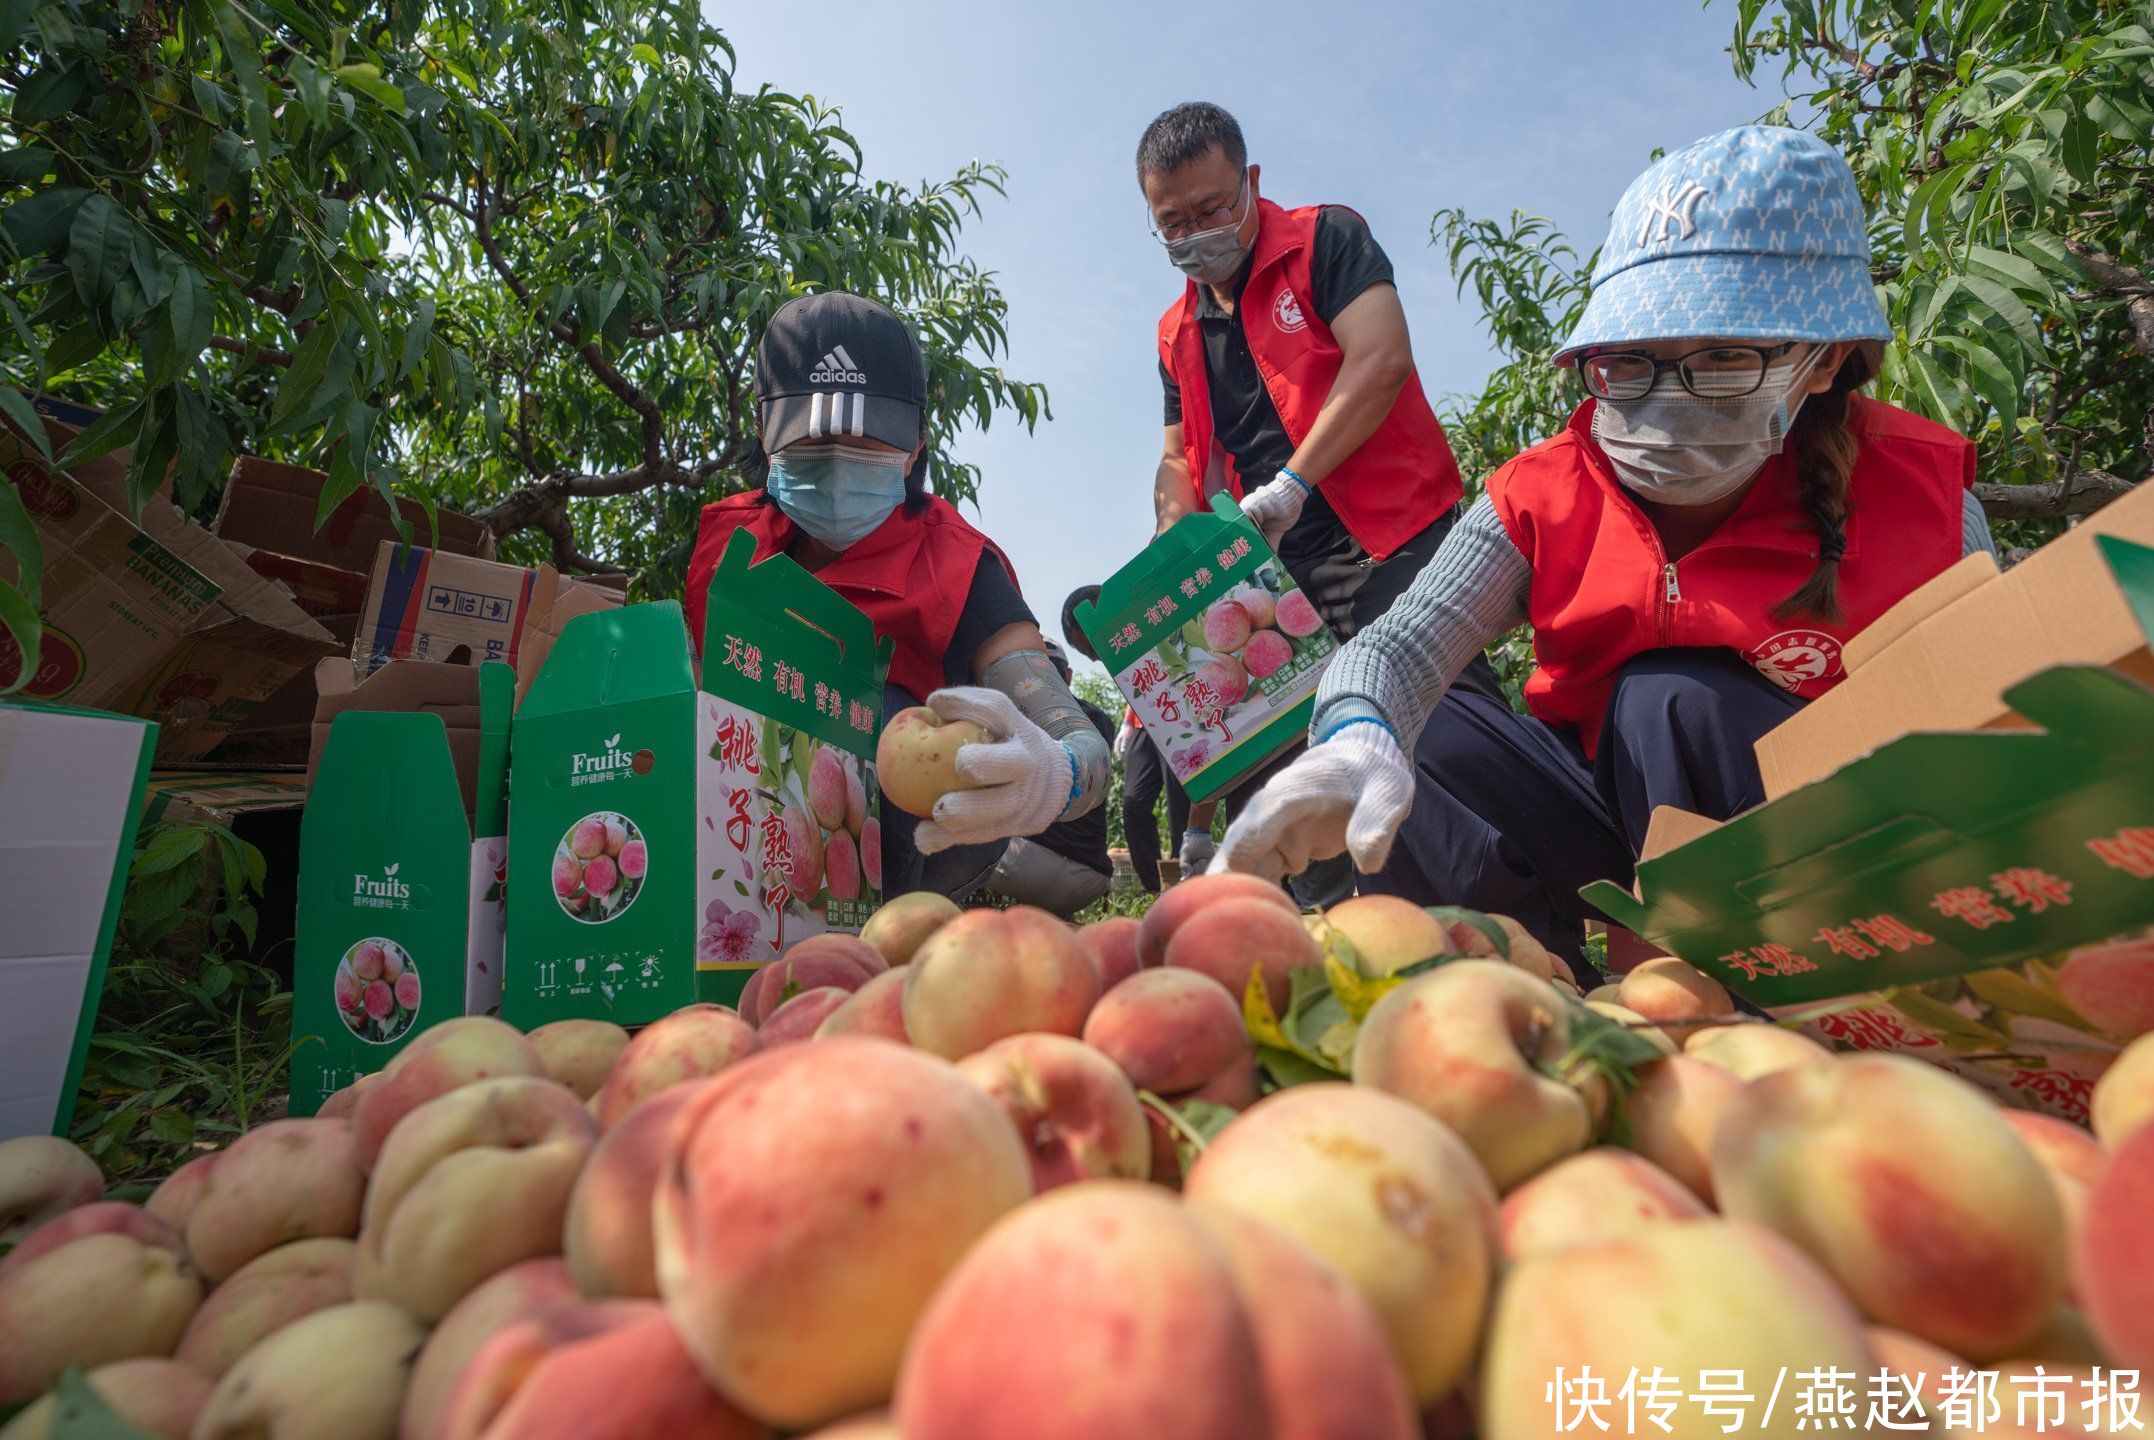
[1158,199,1463,563]
[1491,395,1974,758]
[684,493,1019,702]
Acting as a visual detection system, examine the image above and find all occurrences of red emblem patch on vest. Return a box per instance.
[1272,288,1306,333]
[1744,629,1845,692]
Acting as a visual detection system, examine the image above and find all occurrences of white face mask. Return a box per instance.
[1592,347,1829,506]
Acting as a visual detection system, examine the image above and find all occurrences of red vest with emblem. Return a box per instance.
[1490,395,1973,758]
[684,493,1019,702]
[1158,199,1463,563]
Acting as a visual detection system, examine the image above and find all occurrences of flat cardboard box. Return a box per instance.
[354,544,621,678]
[1756,482,2154,798]
[0,412,340,760]
[143,771,308,827]
[0,702,156,1139]
[213,457,492,569]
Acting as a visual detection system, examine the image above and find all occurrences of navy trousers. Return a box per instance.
[1369,647,1804,981]
[1121,729,1191,894]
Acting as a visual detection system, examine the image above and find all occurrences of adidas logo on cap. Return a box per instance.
[809,345,867,384]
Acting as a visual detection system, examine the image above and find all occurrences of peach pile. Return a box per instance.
[1,888,2143,1439]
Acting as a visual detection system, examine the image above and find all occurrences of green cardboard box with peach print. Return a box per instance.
[1075,494,1337,803]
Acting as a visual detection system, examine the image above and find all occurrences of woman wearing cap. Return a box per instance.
[1215,126,1994,952]
[684,291,1108,899]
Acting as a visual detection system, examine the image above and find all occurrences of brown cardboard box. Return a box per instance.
[142,771,309,827]
[0,414,340,760]
[353,543,621,678]
[213,457,493,570]
[310,658,487,823]
[1754,481,2154,799]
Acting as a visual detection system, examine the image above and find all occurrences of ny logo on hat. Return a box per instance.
[1638,179,1710,246]
[809,345,867,384]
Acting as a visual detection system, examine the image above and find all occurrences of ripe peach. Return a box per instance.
[1082,968,1249,1095]
[354,1076,596,1322]
[895,1182,1270,1440]
[1075,915,1145,991]
[1497,1147,1708,1265]
[393,972,422,1010]
[432,1300,767,1440]
[2074,1122,2154,1371]
[877,707,989,819]
[1195,655,1249,706]
[184,1118,366,1282]
[860,818,882,891]
[1275,588,1321,638]
[0,1359,210,1440]
[351,1016,546,1168]
[618,838,647,880]
[745,951,874,1026]
[816,968,911,1044]
[191,1301,424,1440]
[1458,913,1564,985]
[592,1003,758,1130]
[2056,935,2154,1040]
[143,1151,217,1234]
[1711,1053,2066,1359]
[1202,598,1254,652]
[2090,1031,2154,1143]
[402,1258,581,1440]
[316,1071,380,1121]
[552,853,582,898]
[565,1084,707,1301]
[527,1019,632,1101]
[786,931,891,975]
[1683,1021,1833,1079]
[335,967,365,1012]
[603,817,628,856]
[957,1034,1151,1191]
[1184,1084,1498,1406]
[582,853,620,898]
[1243,629,1293,680]
[782,804,826,897]
[1135,871,1297,969]
[1622,1055,1740,1202]
[760,987,853,1046]
[846,765,869,836]
[1315,894,1449,977]
[0,1201,179,1283]
[1617,956,1735,1037]
[363,979,395,1018]
[825,831,862,902]
[1481,1221,1878,1440]
[0,1230,203,1403]
[1235,585,1278,631]
[799,1417,897,1440]
[353,941,387,980]
[1165,895,1321,1014]
[654,1038,1032,1429]
[810,746,851,832]
[570,817,608,860]
[1353,960,1597,1191]
[0,1136,103,1246]
[1191,1205,1420,1440]
[902,906,1101,1060]
[175,1237,354,1378]
[1584,999,1677,1058]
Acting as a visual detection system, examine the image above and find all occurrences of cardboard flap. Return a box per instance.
[520,601,696,718]
[708,530,885,679]
[215,457,492,564]
[1844,551,1999,671]
[310,711,470,843]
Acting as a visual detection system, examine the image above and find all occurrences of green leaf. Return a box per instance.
[146,1108,195,1146]
[396,297,434,381]
[45,1369,163,1440]
[0,0,34,50]
[630,42,664,67]
[0,578,39,695]
[0,146,52,185]
[12,61,86,124]
[0,387,51,465]
[133,827,208,879]
[334,64,407,113]
[2,187,88,257]
[2060,112,2101,184]
[66,194,132,307]
[270,317,341,430]
[1958,273,2043,352]
[1935,337,2020,427]
[55,397,145,470]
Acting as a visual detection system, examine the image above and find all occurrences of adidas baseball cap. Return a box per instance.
[756,291,928,454]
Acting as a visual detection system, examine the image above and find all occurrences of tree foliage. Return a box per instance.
[0,2,1045,686]
[1435,0,2152,552]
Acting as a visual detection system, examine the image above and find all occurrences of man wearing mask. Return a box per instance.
[1139,100,1513,906]
[684,291,1109,900]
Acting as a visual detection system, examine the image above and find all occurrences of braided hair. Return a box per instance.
[1770,347,1875,625]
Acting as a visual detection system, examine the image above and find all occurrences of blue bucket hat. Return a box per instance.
[1554,126,1890,365]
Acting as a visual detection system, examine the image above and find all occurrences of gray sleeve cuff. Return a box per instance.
[1311,495,1532,745]
[1962,489,1997,558]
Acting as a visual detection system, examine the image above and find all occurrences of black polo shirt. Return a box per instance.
[1161,205,1396,580]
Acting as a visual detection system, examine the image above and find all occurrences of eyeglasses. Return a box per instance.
[1579,343,1799,401]
[1150,173,1249,244]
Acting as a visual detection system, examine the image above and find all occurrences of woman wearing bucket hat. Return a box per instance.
[1214,126,1995,972]
[684,291,1109,900]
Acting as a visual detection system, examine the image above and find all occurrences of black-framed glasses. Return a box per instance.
[1579,342,1798,401]
[1149,172,1250,244]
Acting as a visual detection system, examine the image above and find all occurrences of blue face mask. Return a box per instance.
[766,444,910,550]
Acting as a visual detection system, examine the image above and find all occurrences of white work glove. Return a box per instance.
[1239,471,1310,548]
[1210,723,1414,880]
[1114,719,1141,767]
[1178,829,1217,873]
[914,686,1076,855]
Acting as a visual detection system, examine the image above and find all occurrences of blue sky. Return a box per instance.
[715,1,1788,676]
